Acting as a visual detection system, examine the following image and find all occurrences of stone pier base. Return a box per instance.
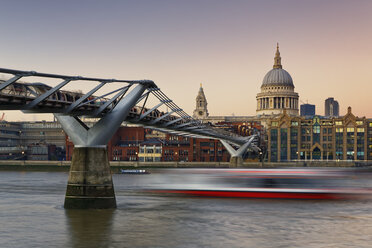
[229,156,243,168]
[64,147,117,209]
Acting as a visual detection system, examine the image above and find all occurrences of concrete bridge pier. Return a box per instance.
[229,156,244,167]
[64,147,116,208]
[220,137,256,168]
[55,83,148,209]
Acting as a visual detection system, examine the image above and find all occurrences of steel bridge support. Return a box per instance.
[220,136,255,167]
[55,84,148,209]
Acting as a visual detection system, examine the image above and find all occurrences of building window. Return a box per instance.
[313,125,320,134]
[335,130,343,160]
[270,129,278,162]
[280,128,287,161]
[357,131,365,160]
[347,127,355,133]
[357,128,365,133]
[356,121,363,126]
[346,128,355,160]
[335,121,343,126]
[291,121,298,126]
[290,129,298,160]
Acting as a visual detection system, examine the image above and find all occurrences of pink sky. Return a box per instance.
[1,0,372,121]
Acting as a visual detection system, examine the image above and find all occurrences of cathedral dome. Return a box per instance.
[261,43,294,88]
[262,68,293,87]
[256,43,299,117]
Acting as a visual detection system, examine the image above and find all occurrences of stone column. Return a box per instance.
[364,125,368,161]
[332,127,336,161]
[343,128,347,160]
[64,147,116,209]
[277,128,281,162]
[297,127,301,160]
[229,156,243,168]
[268,128,271,162]
[287,127,291,161]
[354,128,357,161]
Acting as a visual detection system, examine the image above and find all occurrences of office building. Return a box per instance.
[325,97,339,117]
[266,107,371,162]
[300,104,315,116]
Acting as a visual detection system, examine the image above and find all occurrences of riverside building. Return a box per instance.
[0,120,66,160]
[266,107,371,162]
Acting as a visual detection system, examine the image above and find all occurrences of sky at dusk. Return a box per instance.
[1,0,372,121]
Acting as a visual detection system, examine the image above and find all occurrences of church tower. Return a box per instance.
[193,84,209,119]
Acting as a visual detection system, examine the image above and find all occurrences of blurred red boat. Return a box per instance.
[149,168,372,200]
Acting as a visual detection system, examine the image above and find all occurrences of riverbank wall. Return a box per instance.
[0,160,371,172]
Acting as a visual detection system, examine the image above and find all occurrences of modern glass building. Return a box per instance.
[300,104,315,116]
[325,97,339,117]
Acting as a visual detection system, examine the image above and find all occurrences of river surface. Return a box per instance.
[0,169,372,248]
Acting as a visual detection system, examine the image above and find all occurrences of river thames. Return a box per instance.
[1,170,372,248]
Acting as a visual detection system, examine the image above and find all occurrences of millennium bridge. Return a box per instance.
[0,68,259,208]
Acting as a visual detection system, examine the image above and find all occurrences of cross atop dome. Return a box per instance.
[273,43,282,69]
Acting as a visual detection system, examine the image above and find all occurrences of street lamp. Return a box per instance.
[259,151,264,167]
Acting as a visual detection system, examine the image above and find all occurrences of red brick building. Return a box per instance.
[66,126,145,161]
[66,124,257,162]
